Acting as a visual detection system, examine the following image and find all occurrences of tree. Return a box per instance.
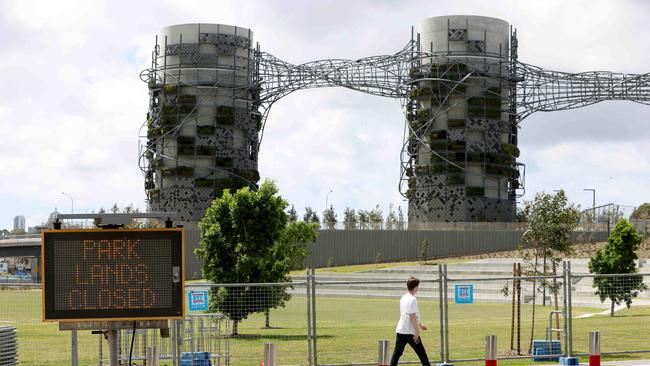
[368,205,383,229]
[386,204,398,230]
[588,219,648,316]
[0,229,10,237]
[195,180,317,334]
[358,210,369,229]
[343,208,358,230]
[278,221,319,271]
[397,206,405,230]
[322,205,337,229]
[262,220,318,327]
[287,205,298,222]
[303,206,320,226]
[96,203,159,228]
[519,190,580,353]
[631,203,650,220]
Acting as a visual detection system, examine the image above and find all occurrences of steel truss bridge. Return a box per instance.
[253,39,650,197]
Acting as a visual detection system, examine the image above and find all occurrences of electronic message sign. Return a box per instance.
[42,229,184,321]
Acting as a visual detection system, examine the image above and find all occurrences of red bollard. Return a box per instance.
[589,331,600,366]
[486,335,497,366]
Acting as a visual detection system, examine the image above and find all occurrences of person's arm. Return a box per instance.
[409,313,420,342]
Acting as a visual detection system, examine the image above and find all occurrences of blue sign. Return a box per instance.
[188,290,209,311]
[454,284,473,304]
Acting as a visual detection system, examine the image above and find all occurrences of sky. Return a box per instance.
[1,0,649,230]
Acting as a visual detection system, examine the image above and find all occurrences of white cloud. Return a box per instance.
[1,0,649,229]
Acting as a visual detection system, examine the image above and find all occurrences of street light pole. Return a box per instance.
[325,190,333,212]
[583,188,595,210]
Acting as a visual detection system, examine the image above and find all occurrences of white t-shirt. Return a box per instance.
[395,292,420,335]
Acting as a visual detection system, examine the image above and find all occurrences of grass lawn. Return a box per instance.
[1,288,649,365]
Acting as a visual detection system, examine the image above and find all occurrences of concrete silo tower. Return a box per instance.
[406,15,522,223]
[141,24,261,223]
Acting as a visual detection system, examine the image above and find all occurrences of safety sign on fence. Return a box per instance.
[188,290,209,311]
[454,284,473,304]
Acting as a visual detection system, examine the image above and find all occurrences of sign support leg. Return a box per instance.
[108,330,119,366]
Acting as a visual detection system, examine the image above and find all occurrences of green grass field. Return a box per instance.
[1,288,649,365]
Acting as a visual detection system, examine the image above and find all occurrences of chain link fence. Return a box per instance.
[1,264,650,365]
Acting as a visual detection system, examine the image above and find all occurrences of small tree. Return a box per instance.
[385,204,398,230]
[343,208,358,230]
[631,203,650,220]
[368,205,383,229]
[322,205,337,229]
[196,180,317,334]
[303,207,320,227]
[397,206,405,230]
[358,210,369,229]
[588,219,647,316]
[287,205,298,222]
[419,239,429,264]
[519,190,580,352]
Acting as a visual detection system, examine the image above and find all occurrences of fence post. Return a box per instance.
[438,264,453,366]
[485,335,497,366]
[264,342,277,366]
[589,331,600,366]
[306,269,313,366]
[311,268,318,366]
[147,346,160,366]
[438,265,445,363]
[559,261,578,365]
[378,339,390,366]
[516,263,521,355]
[562,261,568,357]
[567,261,574,358]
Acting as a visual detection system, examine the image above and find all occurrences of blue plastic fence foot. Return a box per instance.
[436,363,453,366]
[559,356,579,365]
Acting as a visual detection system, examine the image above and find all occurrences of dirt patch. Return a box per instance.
[451,238,650,261]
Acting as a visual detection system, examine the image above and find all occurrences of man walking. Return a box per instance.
[390,276,430,366]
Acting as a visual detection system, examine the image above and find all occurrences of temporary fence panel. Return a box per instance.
[569,272,650,356]
[0,286,73,365]
[444,264,567,363]
[312,274,442,365]
[185,283,310,366]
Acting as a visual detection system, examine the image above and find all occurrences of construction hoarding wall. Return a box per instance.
[183,227,608,277]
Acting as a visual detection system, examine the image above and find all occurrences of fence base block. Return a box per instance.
[559,356,579,365]
[589,355,600,366]
[485,360,497,366]
[436,363,453,366]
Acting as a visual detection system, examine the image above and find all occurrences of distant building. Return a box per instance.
[13,215,25,232]
[46,209,60,228]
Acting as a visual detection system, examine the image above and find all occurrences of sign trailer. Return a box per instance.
[42,228,185,322]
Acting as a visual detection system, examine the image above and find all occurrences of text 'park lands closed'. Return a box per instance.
[60,239,168,311]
